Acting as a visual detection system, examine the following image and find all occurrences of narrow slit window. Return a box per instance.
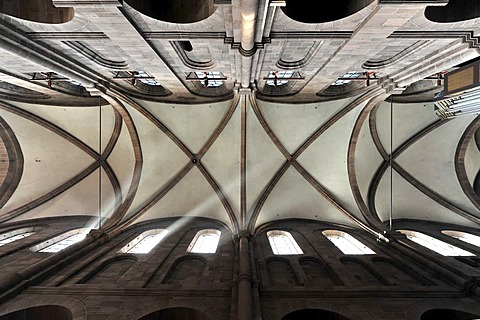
[0,229,35,246]
[398,230,474,256]
[32,228,89,253]
[267,230,303,255]
[323,230,375,255]
[119,229,168,254]
[442,230,480,248]
[187,229,221,253]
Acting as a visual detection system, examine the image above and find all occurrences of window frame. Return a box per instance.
[0,227,36,247]
[265,70,294,87]
[187,229,221,254]
[331,70,362,86]
[398,229,474,257]
[194,71,224,88]
[119,228,169,254]
[442,230,480,249]
[322,230,376,255]
[30,228,89,253]
[267,230,304,255]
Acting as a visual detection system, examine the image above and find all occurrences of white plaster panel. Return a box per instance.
[256,166,356,230]
[375,170,479,228]
[257,99,348,154]
[11,102,115,152]
[246,103,286,215]
[396,115,479,214]
[0,110,94,214]
[11,168,112,222]
[201,105,241,220]
[375,101,438,153]
[141,100,231,154]
[123,103,190,216]
[296,101,367,221]
[134,166,232,229]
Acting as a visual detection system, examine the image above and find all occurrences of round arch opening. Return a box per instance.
[281,309,352,320]
[280,0,374,24]
[425,0,480,23]
[0,305,73,320]
[138,307,210,320]
[123,0,216,24]
[421,308,480,320]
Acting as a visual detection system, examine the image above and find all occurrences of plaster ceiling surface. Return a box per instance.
[0,0,477,238]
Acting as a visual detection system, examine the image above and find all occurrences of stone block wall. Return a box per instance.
[0,217,480,319]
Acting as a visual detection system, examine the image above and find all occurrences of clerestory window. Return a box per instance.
[195,71,224,87]
[322,230,375,255]
[187,229,221,253]
[0,228,35,247]
[398,230,474,256]
[442,230,480,248]
[119,229,168,254]
[113,70,161,86]
[265,70,293,87]
[267,230,303,255]
[31,228,89,253]
[332,71,362,86]
[136,70,161,86]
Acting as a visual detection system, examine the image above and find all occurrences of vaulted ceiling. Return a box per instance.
[0,0,478,237]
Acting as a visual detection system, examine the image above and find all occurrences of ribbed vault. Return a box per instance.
[0,85,478,238]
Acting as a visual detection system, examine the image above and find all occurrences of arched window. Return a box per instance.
[322,230,375,255]
[0,228,35,246]
[267,230,303,255]
[265,70,294,87]
[113,70,161,86]
[332,71,363,86]
[187,229,221,253]
[119,229,168,254]
[194,71,224,87]
[136,71,161,86]
[31,228,89,253]
[442,230,480,248]
[398,230,474,256]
